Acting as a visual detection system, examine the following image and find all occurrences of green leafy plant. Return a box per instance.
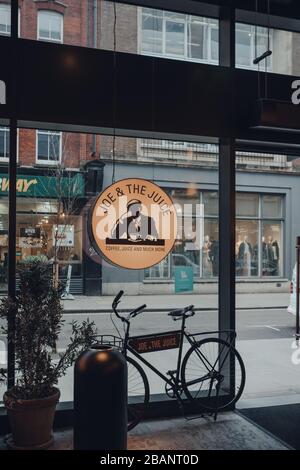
[0,261,96,400]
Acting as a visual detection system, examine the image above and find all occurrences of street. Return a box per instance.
[56,304,300,404]
[58,306,296,348]
[2,294,300,406]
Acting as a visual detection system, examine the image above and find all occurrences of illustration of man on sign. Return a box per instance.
[108,199,163,245]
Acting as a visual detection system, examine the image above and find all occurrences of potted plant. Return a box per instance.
[0,261,96,450]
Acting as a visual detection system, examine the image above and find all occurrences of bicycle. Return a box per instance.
[93,290,246,431]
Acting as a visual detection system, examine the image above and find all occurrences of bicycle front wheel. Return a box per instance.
[181,338,245,412]
[127,356,150,431]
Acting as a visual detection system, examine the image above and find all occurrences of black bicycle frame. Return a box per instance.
[122,313,236,393]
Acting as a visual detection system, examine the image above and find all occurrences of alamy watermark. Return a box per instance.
[291,79,300,105]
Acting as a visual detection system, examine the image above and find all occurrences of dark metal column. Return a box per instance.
[7,0,19,389]
[218,6,236,400]
[219,138,235,335]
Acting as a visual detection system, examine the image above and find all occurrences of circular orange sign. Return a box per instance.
[90,178,177,270]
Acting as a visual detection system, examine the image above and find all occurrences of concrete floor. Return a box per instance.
[0,413,287,451]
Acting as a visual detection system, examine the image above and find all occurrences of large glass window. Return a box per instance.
[141,8,163,55]
[0,127,9,160]
[10,130,220,406]
[146,188,220,281]
[37,10,63,43]
[236,23,272,70]
[140,7,219,64]
[236,220,259,277]
[236,193,283,278]
[8,1,300,76]
[0,3,10,36]
[146,191,284,280]
[36,130,62,164]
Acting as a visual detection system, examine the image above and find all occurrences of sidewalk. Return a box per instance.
[62,292,290,312]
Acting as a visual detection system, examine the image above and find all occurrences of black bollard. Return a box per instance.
[74,345,127,450]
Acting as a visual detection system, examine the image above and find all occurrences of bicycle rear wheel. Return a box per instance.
[181,338,245,412]
[127,356,150,431]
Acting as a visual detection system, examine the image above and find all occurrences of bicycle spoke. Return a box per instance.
[182,338,245,412]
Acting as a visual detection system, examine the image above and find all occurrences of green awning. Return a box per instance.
[0,173,85,198]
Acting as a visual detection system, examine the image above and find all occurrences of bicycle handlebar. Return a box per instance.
[113,290,124,305]
[131,304,147,318]
[112,291,146,322]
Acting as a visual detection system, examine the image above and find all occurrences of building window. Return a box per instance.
[236,23,272,70]
[0,127,9,160]
[36,130,62,164]
[145,191,284,280]
[140,8,219,64]
[37,10,63,43]
[0,3,10,36]
[236,194,283,278]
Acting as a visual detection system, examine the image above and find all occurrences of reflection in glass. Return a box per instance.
[140,7,219,64]
[0,3,10,36]
[203,219,219,277]
[145,188,221,280]
[236,23,272,70]
[165,18,185,56]
[37,131,62,163]
[37,10,63,43]
[203,191,218,216]
[141,8,163,55]
[0,127,9,160]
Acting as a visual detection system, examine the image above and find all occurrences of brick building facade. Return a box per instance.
[1,1,300,296]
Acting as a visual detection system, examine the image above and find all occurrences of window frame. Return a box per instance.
[0,126,10,161]
[0,126,19,163]
[36,130,62,165]
[138,7,219,65]
[37,10,64,44]
[0,2,11,36]
[235,22,273,71]
[236,193,284,279]
[145,191,284,281]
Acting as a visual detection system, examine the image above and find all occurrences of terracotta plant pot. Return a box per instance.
[3,387,60,450]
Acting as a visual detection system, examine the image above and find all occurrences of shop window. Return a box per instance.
[37,10,63,43]
[236,220,259,277]
[0,127,9,160]
[0,3,10,36]
[146,188,220,280]
[15,206,83,280]
[36,130,62,164]
[140,7,219,64]
[262,221,282,276]
[146,191,284,280]
[236,193,284,278]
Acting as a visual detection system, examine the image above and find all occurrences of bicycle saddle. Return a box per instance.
[168,305,194,317]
